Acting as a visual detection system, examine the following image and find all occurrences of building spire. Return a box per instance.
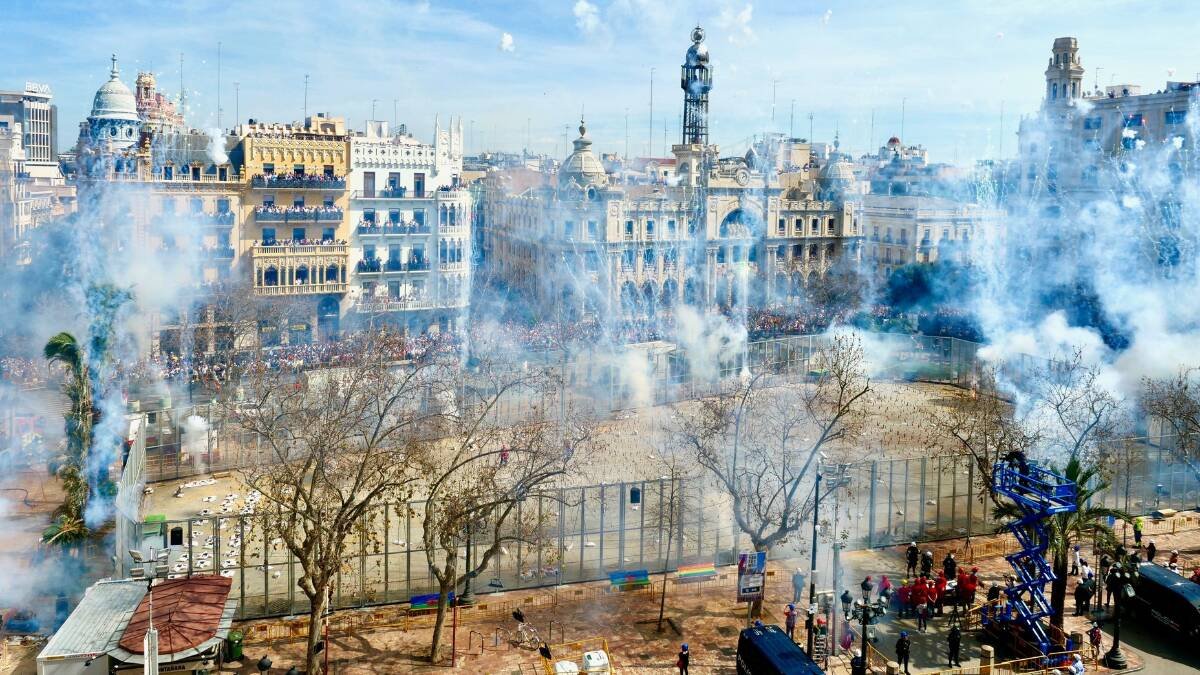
[110,54,119,79]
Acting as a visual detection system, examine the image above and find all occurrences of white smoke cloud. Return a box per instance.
[820,9,832,25]
[205,127,228,165]
[573,0,601,34]
[717,3,755,45]
[499,32,515,52]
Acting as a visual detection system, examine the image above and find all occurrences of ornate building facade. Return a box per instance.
[346,118,471,332]
[481,27,862,321]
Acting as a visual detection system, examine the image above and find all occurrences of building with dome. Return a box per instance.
[79,55,142,155]
[479,27,863,321]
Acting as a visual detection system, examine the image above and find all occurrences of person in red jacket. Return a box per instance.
[898,580,913,617]
[964,568,980,607]
[955,569,970,611]
[934,572,948,615]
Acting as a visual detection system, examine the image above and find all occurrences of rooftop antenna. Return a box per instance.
[808,112,814,144]
[393,99,398,132]
[234,82,239,128]
[216,41,222,128]
[900,97,907,142]
[998,100,1005,159]
[371,99,378,121]
[789,99,795,138]
[303,74,310,120]
[649,67,655,158]
[1094,67,1103,92]
[624,108,629,160]
[771,79,779,125]
[526,117,531,156]
[179,52,185,116]
[869,108,876,155]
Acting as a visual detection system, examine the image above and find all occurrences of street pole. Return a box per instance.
[1104,566,1129,669]
[830,479,842,663]
[805,469,823,656]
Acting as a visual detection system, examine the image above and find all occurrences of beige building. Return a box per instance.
[232,114,351,340]
[481,28,862,320]
[860,195,1001,277]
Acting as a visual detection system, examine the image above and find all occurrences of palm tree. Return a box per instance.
[993,456,1129,629]
[43,331,94,533]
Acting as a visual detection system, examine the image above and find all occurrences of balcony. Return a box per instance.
[356,258,431,274]
[251,242,349,296]
[253,206,344,223]
[353,186,409,199]
[206,212,235,226]
[354,297,454,313]
[439,261,466,272]
[251,174,346,190]
[356,221,432,236]
[202,246,236,260]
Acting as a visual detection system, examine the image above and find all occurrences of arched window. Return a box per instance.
[264,266,279,286]
[326,264,340,283]
[296,265,310,284]
[1052,83,1058,100]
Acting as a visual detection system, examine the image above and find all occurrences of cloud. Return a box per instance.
[499,31,515,52]
[573,0,601,34]
[821,9,832,25]
[717,3,755,45]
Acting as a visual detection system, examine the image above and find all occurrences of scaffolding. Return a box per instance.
[983,460,1077,654]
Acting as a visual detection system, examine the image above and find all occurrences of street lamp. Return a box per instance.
[843,577,888,675]
[1103,561,1138,669]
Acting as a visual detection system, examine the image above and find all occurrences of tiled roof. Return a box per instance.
[39,579,145,659]
[117,575,232,656]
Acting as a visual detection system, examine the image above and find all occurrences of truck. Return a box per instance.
[1130,562,1200,638]
[736,624,825,675]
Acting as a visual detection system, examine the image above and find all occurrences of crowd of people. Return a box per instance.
[251,172,345,188]
[0,357,51,386]
[252,204,343,219]
[253,237,347,248]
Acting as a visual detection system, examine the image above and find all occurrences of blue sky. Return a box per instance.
[4,0,1197,164]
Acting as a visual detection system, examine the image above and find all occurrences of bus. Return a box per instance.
[736,624,825,675]
[1131,562,1200,638]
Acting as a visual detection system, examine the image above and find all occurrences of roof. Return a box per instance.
[558,120,608,188]
[91,56,139,122]
[117,576,233,657]
[38,579,146,660]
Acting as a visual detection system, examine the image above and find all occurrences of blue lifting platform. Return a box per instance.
[981,458,1077,654]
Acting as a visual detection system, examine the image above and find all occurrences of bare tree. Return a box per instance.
[1142,367,1200,458]
[1031,349,1124,464]
[674,332,872,615]
[645,442,689,633]
[928,367,1041,511]
[224,332,440,675]
[421,354,595,663]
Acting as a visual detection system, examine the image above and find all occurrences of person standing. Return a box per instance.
[943,552,957,580]
[1133,517,1144,547]
[947,624,962,667]
[921,550,934,578]
[906,542,920,577]
[896,631,912,675]
[1081,574,1095,615]
[1147,540,1158,563]
[1071,544,1081,576]
[1073,578,1087,616]
[1087,622,1103,661]
[677,643,689,675]
[792,568,806,604]
[784,603,797,640]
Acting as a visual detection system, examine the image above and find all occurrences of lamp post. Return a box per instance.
[129,548,169,675]
[804,469,823,657]
[842,577,888,675]
[1103,561,1138,669]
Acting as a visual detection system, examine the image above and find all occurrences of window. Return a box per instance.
[1122,137,1136,150]
[163,165,174,180]
[1083,138,1101,151]
[644,248,655,265]
[1082,166,1098,184]
[717,247,726,263]
[1166,110,1187,125]
[899,229,908,244]
[292,227,306,241]
[414,209,425,226]
[1122,113,1143,128]
[363,171,376,197]
[667,219,676,238]
[826,218,835,234]
[625,220,634,237]
[646,220,655,237]
[323,164,334,177]
[263,163,275,174]
[564,220,574,239]
[388,281,401,298]
[388,172,400,189]
[1083,116,1102,130]
[941,228,949,240]
[190,198,203,214]
[363,245,376,260]
[293,196,305,208]
[587,220,598,240]
[794,218,803,235]
[322,227,335,241]
[389,209,400,224]
[792,244,802,258]
[622,249,635,267]
[777,218,786,235]
[161,198,176,215]
[811,218,819,234]
[262,227,276,244]
[363,208,376,224]
[216,198,230,214]
[585,251,599,271]
[293,164,305,175]
[262,195,275,207]
[687,219,696,235]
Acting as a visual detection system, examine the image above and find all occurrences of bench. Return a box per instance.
[408,592,452,613]
[608,569,650,592]
[676,562,717,583]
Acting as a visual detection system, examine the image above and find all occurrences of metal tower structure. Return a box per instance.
[982,459,1078,654]
[680,26,712,145]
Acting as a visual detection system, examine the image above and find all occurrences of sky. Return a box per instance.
[4,0,1198,165]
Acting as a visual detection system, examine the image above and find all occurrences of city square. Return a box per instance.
[2,2,1200,674]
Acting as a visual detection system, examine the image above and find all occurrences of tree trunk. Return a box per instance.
[306,588,328,675]
[429,578,455,663]
[1049,550,1068,629]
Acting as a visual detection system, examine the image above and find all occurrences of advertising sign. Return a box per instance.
[737,551,767,602]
